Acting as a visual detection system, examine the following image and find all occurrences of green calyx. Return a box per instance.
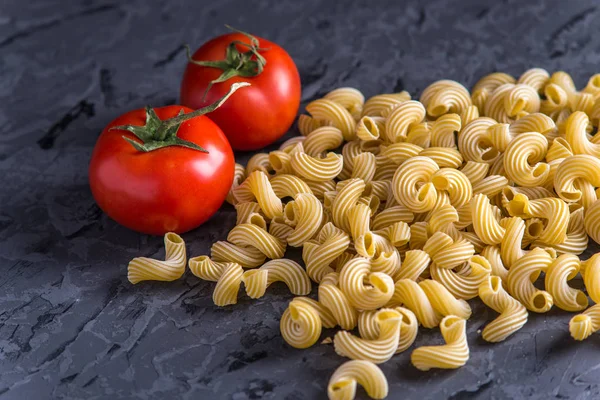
[186,25,268,100]
[112,82,250,153]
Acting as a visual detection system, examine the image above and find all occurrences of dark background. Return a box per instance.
[2,0,600,399]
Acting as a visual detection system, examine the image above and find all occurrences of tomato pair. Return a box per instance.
[89,28,300,235]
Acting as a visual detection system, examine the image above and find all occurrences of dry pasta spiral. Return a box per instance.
[411,315,469,371]
[128,232,186,284]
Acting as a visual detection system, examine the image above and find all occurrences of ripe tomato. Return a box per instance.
[89,104,235,235]
[180,29,300,151]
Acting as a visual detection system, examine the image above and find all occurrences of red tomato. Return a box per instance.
[89,105,234,235]
[180,32,300,151]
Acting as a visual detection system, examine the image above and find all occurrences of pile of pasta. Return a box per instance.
[128,68,600,400]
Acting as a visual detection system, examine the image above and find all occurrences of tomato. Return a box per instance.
[89,101,236,235]
[180,29,300,151]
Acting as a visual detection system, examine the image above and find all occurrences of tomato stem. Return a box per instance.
[186,25,268,101]
[111,82,250,153]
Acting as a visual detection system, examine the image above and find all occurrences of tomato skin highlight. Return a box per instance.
[89,106,234,235]
[180,33,301,151]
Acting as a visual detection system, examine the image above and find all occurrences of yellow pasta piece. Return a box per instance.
[324,87,365,120]
[423,232,475,270]
[334,309,402,364]
[304,126,345,156]
[569,304,600,341]
[503,132,549,187]
[306,98,357,141]
[303,222,351,282]
[554,155,600,203]
[478,275,528,342]
[419,147,464,169]
[480,245,508,281]
[291,151,344,182]
[565,111,600,157]
[234,202,262,226]
[471,193,505,245]
[392,156,438,213]
[189,256,229,281]
[279,135,306,151]
[297,114,333,136]
[545,254,588,312]
[458,117,500,164]
[356,116,384,141]
[582,253,600,304]
[430,113,461,147]
[270,174,313,199]
[351,152,376,183]
[319,272,358,330]
[227,223,286,259]
[517,68,550,94]
[339,257,394,310]
[506,194,569,245]
[430,255,491,300]
[242,259,311,299]
[284,193,323,246]
[461,105,480,126]
[506,247,555,313]
[357,306,418,353]
[362,91,411,117]
[411,316,469,371]
[128,232,186,284]
[332,178,365,233]
[233,170,283,219]
[292,296,337,328]
[211,241,266,268]
[280,298,322,349]
[245,152,272,176]
[420,80,472,118]
[327,360,388,400]
[212,262,244,306]
[500,217,527,268]
[385,100,426,143]
[226,163,246,205]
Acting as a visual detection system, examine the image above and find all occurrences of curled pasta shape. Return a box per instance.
[535,208,587,255]
[304,126,345,156]
[306,98,357,140]
[269,219,294,242]
[226,163,246,205]
[293,296,337,328]
[211,262,244,306]
[339,257,395,310]
[327,360,388,400]
[419,147,463,169]
[242,259,311,299]
[189,256,230,281]
[319,272,358,330]
[348,202,372,241]
[280,298,322,349]
[372,205,414,230]
[362,91,411,118]
[358,306,418,353]
[431,168,473,209]
[461,105,480,126]
[431,113,461,148]
[500,217,527,268]
[227,223,286,259]
[565,111,600,157]
[332,178,366,233]
[387,279,441,328]
[211,241,266,268]
[291,151,344,182]
[480,245,508,281]
[334,309,401,364]
[420,80,472,118]
[411,315,469,371]
[305,179,336,201]
[303,222,351,282]
[270,174,313,199]
[430,255,491,300]
[486,83,540,123]
[503,132,549,187]
[235,202,262,225]
[554,155,600,203]
[582,253,600,304]
[423,232,475,270]
[128,232,186,284]
[394,249,431,281]
[517,68,550,94]
[233,171,283,219]
[351,152,376,183]
[279,135,306,151]
[324,87,365,120]
[545,254,588,312]
[461,161,489,185]
[458,117,500,163]
[379,142,423,165]
[284,193,323,246]
[478,276,528,342]
[471,194,505,245]
[375,221,411,248]
[297,114,332,136]
[356,116,384,141]
[385,100,426,142]
[269,149,293,175]
[506,194,569,245]
[506,247,555,313]
[569,304,600,341]
[473,72,516,94]
[584,74,600,95]
[392,156,438,213]
[245,153,272,175]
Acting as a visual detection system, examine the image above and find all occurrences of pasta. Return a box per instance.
[327,360,388,400]
[233,170,283,219]
[506,247,555,313]
[226,163,246,205]
[319,272,358,330]
[411,316,469,371]
[242,259,311,298]
[128,232,186,284]
[284,193,323,246]
[280,298,323,348]
[584,199,600,245]
[582,254,600,303]
[212,262,244,306]
[358,306,418,353]
[306,98,357,141]
[545,254,588,312]
[420,80,472,118]
[339,257,395,310]
[569,304,600,341]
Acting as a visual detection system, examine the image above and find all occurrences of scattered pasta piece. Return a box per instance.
[328,360,388,400]
[128,232,186,284]
[411,315,469,371]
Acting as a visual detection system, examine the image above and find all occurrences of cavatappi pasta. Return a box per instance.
[128,70,600,400]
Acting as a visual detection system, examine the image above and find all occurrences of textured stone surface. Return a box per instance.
[1,0,600,398]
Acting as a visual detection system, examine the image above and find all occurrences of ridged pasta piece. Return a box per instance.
[128,232,186,284]
[550,71,577,93]
[419,279,472,319]
[535,208,587,255]
[351,152,376,183]
[334,309,402,364]
[269,149,294,175]
[458,117,499,163]
[506,247,554,313]
[303,222,351,282]
[431,113,461,147]
[385,100,426,143]
[227,223,286,259]
[347,202,372,241]
[517,68,550,94]
[430,255,491,300]
[420,80,472,118]
[461,105,480,126]
[306,98,357,141]
[327,360,388,400]
[423,232,475,270]
[473,72,516,94]
[503,132,549,187]
[332,178,365,233]
[291,151,344,182]
[420,147,464,169]
[582,254,600,304]
[211,241,266,268]
[293,296,337,328]
[339,257,394,310]
[371,205,414,230]
[500,217,526,268]
[284,193,323,246]
[461,161,489,185]
[541,83,568,119]
[226,163,246,205]
[569,304,600,341]
[242,259,311,299]
[357,306,418,353]
[279,135,306,151]
[189,256,229,281]
[485,83,540,123]
[565,111,600,157]
[213,262,244,306]
[374,221,411,248]
[234,171,283,219]
[471,194,505,245]
[304,126,345,156]
[393,250,431,281]
[270,174,313,199]
[387,279,440,328]
[280,298,322,348]
[362,91,411,117]
[297,114,332,136]
[245,153,272,175]
[305,179,336,201]
[584,74,600,95]
[545,254,588,312]
[356,116,384,141]
[554,155,600,203]
[379,142,423,165]
[411,316,469,371]
[506,194,569,245]
[235,202,262,226]
[319,272,358,330]
[324,87,365,120]
[478,275,528,342]
[480,245,508,281]
[392,156,439,213]
[269,219,295,242]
